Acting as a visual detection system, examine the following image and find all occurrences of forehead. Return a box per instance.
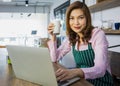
[70,8,84,16]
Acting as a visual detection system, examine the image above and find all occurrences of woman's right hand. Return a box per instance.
[47,22,55,35]
[47,22,56,41]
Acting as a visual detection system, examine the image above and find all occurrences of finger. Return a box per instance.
[48,26,54,34]
[57,73,67,81]
[48,26,54,30]
[60,76,70,81]
[56,69,63,77]
[56,68,65,74]
[47,23,54,31]
[48,25,54,28]
[48,23,54,28]
[48,29,53,33]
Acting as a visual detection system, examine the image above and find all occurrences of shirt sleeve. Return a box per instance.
[47,37,71,62]
[81,29,109,79]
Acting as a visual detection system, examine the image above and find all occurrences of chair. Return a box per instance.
[109,51,120,86]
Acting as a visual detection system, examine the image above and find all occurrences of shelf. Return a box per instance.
[89,0,120,13]
[102,29,120,35]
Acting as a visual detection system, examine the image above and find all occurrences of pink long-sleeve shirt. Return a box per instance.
[47,28,111,79]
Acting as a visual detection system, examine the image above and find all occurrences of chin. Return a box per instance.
[77,29,83,33]
[73,28,83,33]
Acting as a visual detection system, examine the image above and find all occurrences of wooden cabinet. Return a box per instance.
[89,0,120,13]
[102,29,120,35]
[89,0,120,35]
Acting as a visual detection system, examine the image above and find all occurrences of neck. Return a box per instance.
[78,33,83,43]
[78,32,83,37]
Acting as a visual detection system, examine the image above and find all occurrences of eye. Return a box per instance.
[78,16,84,19]
[69,17,74,20]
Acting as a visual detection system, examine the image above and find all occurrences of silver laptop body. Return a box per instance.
[6,45,58,86]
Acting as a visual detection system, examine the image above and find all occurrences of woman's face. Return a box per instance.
[69,8,86,34]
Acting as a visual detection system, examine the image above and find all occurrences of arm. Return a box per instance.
[47,37,71,62]
[48,23,70,62]
[47,22,71,62]
[81,29,109,79]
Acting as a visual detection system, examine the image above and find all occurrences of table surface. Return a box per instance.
[0,63,93,86]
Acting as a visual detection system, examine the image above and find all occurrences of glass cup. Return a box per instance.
[52,20,61,35]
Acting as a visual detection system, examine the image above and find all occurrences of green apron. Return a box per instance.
[72,43,113,86]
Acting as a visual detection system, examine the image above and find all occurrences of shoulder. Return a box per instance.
[89,27,107,43]
[92,28,105,36]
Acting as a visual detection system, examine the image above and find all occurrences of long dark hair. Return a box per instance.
[66,1,94,45]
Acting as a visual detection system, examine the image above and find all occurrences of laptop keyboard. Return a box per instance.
[58,77,80,86]
[58,80,69,86]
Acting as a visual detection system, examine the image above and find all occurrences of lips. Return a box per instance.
[74,26,81,30]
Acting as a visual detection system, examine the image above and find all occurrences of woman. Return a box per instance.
[47,1,113,86]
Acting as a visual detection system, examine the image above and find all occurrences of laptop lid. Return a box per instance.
[6,45,58,86]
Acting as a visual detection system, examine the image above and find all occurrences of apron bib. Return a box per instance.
[72,43,113,86]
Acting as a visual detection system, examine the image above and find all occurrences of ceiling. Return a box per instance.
[0,0,55,18]
[0,0,54,6]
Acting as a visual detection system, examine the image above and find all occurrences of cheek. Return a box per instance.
[82,20,86,27]
[69,21,73,27]
[83,22,86,27]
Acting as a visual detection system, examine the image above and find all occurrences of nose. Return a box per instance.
[74,19,79,25]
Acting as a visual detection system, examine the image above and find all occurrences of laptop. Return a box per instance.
[6,45,80,86]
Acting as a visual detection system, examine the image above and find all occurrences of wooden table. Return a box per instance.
[1,62,93,86]
[0,45,6,48]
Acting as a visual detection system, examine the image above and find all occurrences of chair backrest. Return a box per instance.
[109,51,120,77]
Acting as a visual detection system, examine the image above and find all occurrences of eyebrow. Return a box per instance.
[70,14,84,17]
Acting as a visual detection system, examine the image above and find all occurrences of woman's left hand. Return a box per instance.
[55,68,79,81]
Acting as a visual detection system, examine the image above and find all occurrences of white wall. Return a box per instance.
[0,13,48,38]
[0,5,51,37]
[0,5,50,26]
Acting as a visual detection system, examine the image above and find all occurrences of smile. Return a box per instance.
[74,27,81,30]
